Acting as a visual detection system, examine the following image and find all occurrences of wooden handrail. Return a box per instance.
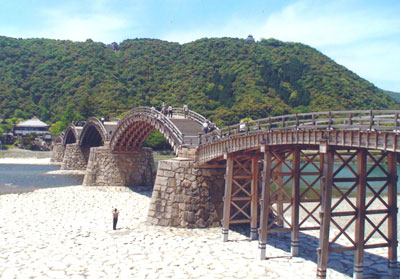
[81,117,109,142]
[199,110,400,147]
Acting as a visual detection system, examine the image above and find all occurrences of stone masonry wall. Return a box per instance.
[147,158,225,228]
[83,146,156,187]
[61,143,87,170]
[50,143,65,163]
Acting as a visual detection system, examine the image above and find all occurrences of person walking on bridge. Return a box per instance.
[168,105,173,118]
[112,208,119,230]
[183,104,189,118]
[203,120,209,134]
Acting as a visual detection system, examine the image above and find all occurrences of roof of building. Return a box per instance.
[245,35,255,42]
[15,117,49,128]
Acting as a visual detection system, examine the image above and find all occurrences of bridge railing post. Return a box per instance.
[198,133,202,146]
[369,110,374,131]
[295,113,299,130]
[269,117,272,131]
[328,111,332,130]
[395,113,399,131]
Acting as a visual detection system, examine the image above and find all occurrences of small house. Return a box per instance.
[13,116,51,141]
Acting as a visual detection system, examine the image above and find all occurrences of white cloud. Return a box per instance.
[36,2,140,43]
[41,12,125,42]
[256,1,400,47]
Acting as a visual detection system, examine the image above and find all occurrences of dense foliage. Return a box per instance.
[384,91,400,104]
[0,36,398,130]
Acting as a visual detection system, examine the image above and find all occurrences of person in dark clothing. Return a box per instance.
[203,120,209,134]
[168,105,173,118]
[112,208,119,230]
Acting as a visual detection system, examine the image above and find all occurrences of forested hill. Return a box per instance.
[0,36,398,126]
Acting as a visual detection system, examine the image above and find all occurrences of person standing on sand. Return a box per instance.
[112,208,119,230]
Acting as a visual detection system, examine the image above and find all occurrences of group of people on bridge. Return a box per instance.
[202,119,216,134]
[156,102,190,119]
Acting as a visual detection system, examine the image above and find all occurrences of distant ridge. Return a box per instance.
[384,90,400,104]
[0,35,398,126]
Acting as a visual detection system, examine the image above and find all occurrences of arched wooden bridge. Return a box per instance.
[56,108,399,279]
[61,106,206,154]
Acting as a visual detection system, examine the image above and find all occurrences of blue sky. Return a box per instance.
[1,0,399,92]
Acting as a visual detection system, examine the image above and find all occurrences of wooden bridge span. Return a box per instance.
[53,108,399,278]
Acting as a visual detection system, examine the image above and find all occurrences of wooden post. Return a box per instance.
[354,149,366,279]
[387,152,398,272]
[222,154,233,242]
[276,152,284,227]
[317,149,334,278]
[198,133,202,146]
[291,148,300,256]
[250,156,259,240]
[259,146,272,260]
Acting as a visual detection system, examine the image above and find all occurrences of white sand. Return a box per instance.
[0,186,398,279]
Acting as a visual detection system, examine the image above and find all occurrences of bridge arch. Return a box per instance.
[54,134,64,144]
[79,117,108,148]
[110,107,183,153]
[63,124,80,145]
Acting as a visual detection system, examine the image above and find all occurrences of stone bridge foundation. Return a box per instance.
[50,143,65,163]
[83,146,156,186]
[147,159,225,228]
[61,143,88,170]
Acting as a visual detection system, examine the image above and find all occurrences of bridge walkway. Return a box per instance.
[170,117,203,147]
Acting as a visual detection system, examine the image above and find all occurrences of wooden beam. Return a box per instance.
[222,154,233,242]
[353,149,366,279]
[291,148,300,256]
[317,149,334,279]
[259,146,272,260]
[387,152,398,271]
[275,151,284,227]
[250,156,259,240]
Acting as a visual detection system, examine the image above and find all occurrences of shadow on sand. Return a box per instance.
[230,224,399,279]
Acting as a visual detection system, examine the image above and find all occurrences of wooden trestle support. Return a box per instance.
[221,146,398,279]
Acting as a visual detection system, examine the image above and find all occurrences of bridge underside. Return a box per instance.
[112,121,155,152]
[80,125,104,148]
[64,130,77,144]
[217,145,397,279]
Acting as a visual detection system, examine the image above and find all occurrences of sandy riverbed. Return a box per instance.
[0,149,398,278]
[0,186,398,279]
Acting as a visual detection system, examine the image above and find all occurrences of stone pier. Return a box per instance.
[83,146,156,187]
[61,143,88,170]
[147,158,225,228]
[50,143,65,163]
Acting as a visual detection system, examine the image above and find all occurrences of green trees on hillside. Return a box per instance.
[0,35,398,130]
